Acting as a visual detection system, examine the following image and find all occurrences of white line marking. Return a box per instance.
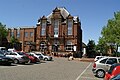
[80,77,103,80]
[75,63,92,80]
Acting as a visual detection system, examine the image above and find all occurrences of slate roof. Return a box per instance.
[37,7,80,25]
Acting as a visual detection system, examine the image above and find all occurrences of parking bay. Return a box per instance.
[0,58,103,80]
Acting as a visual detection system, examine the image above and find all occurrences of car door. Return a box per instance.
[5,52,17,58]
[105,58,118,71]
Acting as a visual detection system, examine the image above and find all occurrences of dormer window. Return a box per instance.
[68,19,73,35]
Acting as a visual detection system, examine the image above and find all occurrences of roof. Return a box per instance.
[37,7,80,24]
[47,7,70,20]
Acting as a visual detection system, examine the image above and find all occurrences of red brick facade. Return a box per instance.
[7,7,82,54]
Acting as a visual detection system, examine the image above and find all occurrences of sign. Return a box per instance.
[74,46,76,51]
[118,47,120,52]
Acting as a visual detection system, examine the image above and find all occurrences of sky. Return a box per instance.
[0,0,120,44]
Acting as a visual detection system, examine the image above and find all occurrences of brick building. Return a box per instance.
[7,7,82,56]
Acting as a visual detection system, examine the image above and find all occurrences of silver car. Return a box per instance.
[5,51,30,64]
[92,57,120,78]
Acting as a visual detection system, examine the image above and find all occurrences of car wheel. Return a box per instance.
[14,59,19,64]
[96,70,105,78]
[44,58,48,61]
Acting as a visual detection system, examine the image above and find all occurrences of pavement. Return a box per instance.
[67,57,94,62]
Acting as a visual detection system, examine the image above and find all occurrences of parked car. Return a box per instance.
[24,52,40,63]
[35,52,53,61]
[28,52,42,61]
[105,63,120,80]
[8,48,16,52]
[5,51,30,64]
[0,47,6,51]
[94,56,106,62]
[110,74,120,80]
[0,52,14,65]
[92,57,120,78]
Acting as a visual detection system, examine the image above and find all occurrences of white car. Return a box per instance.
[92,57,120,78]
[94,56,106,62]
[35,52,53,61]
[27,52,41,61]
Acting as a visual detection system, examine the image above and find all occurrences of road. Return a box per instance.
[0,57,103,80]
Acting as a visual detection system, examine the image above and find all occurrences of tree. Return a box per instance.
[98,11,120,55]
[9,36,20,48]
[86,40,96,58]
[96,37,109,56]
[0,22,8,46]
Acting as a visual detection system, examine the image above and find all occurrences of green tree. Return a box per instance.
[96,37,109,56]
[0,22,8,46]
[86,40,96,58]
[98,11,120,55]
[9,36,20,49]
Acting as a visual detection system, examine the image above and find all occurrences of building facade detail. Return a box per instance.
[7,7,82,56]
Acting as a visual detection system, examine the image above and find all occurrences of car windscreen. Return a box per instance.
[17,52,25,55]
[0,53,4,57]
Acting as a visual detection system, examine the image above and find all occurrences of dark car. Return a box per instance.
[0,52,14,65]
[105,63,120,80]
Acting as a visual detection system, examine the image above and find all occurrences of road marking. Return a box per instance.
[75,63,92,80]
[80,77,103,80]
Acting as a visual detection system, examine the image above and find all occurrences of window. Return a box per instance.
[10,32,14,37]
[10,29,15,37]
[118,59,120,63]
[25,32,28,37]
[17,30,20,38]
[30,32,33,37]
[41,21,46,36]
[100,58,108,64]
[65,40,73,51]
[68,19,72,35]
[106,58,117,64]
[54,19,59,37]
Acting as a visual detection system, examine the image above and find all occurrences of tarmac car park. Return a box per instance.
[0,57,101,80]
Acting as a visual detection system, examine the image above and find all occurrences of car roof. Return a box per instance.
[96,57,120,62]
